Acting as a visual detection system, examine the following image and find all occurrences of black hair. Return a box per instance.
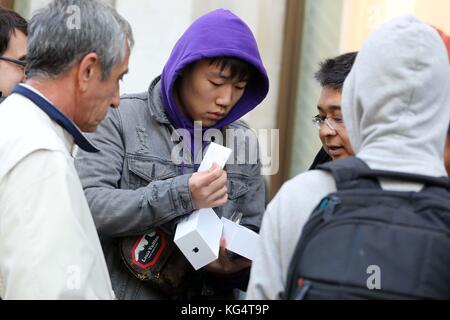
[208,56,256,82]
[175,57,256,96]
[0,6,28,56]
[314,52,357,90]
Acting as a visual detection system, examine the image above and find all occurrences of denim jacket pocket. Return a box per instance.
[127,155,177,188]
[226,164,253,200]
[227,178,250,200]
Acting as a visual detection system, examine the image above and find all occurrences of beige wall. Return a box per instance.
[341,0,416,52]
[340,0,450,53]
[416,0,450,33]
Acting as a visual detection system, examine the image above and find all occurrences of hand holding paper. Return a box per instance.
[197,142,233,172]
[188,142,233,209]
[189,162,228,209]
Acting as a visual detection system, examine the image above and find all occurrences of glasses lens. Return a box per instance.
[312,117,321,129]
[325,118,336,131]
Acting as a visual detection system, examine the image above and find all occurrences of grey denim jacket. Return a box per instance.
[75,77,266,300]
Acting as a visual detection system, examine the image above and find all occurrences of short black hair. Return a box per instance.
[209,56,256,82]
[314,52,357,90]
[0,6,28,56]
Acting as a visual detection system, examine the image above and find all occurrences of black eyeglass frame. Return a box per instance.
[0,56,26,68]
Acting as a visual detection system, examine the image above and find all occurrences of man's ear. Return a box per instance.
[77,53,99,92]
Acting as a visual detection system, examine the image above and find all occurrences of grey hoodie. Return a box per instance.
[246,15,450,300]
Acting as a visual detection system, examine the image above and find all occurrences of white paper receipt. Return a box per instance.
[197,142,232,172]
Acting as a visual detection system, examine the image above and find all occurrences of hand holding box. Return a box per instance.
[174,143,232,270]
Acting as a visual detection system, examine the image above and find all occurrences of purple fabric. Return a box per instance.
[161,9,269,135]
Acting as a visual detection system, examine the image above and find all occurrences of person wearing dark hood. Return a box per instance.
[75,9,269,300]
[309,52,357,170]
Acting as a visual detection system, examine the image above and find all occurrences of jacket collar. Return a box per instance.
[12,84,99,153]
[147,76,171,125]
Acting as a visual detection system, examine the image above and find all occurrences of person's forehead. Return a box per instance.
[112,44,131,74]
[195,60,224,74]
[192,59,226,73]
[206,61,248,82]
[318,87,342,109]
[321,85,342,96]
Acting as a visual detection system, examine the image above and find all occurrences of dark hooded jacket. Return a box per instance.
[75,9,269,300]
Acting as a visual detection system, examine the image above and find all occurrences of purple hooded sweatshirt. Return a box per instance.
[160,9,269,157]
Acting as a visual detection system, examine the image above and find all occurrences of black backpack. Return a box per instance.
[284,157,450,300]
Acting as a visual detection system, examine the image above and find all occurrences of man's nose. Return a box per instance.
[110,89,120,109]
[216,84,233,107]
[320,120,337,135]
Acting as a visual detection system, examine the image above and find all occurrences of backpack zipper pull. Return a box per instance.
[295,278,312,300]
[323,196,340,222]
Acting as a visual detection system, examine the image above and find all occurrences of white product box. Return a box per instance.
[221,217,260,261]
[174,208,223,270]
[174,143,233,270]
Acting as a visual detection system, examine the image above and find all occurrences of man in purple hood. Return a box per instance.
[75,9,269,300]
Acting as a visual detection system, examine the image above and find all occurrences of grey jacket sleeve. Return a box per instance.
[75,109,195,238]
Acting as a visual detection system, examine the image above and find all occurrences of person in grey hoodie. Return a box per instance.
[246,15,450,299]
[75,9,269,300]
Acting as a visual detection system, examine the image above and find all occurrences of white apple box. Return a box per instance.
[174,208,223,270]
[174,143,233,270]
[221,217,260,261]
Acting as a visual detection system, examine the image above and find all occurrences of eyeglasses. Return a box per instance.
[0,56,27,68]
[312,115,345,131]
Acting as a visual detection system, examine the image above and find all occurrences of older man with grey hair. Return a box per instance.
[0,0,134,299]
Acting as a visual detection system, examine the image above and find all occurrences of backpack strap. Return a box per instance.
[357,170,450,189]
[317,157,450,191]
